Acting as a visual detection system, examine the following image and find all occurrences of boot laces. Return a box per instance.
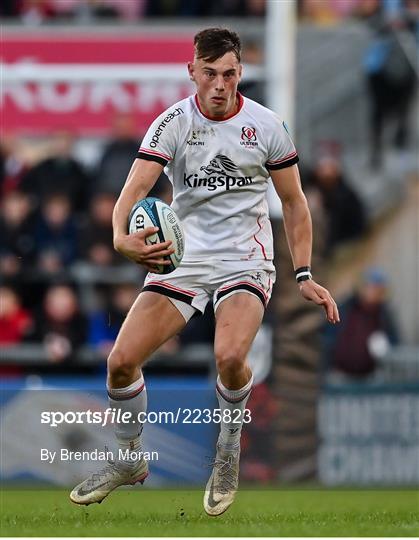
[211,454,237,494]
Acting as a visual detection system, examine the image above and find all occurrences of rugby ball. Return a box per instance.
[128,197,184,274]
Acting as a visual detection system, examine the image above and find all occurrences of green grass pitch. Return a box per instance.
[1,488,418,536]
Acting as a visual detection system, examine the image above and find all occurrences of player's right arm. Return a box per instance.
[112,159,174,271]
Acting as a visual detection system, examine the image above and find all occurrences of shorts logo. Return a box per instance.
[183,154,253,192]
[251,271,263,287]
[240,126,258,148]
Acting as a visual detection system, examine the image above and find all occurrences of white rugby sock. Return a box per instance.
[107,375,147,468]
[216,374,253,452]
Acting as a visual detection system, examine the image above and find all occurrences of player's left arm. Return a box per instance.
[270,164,340,324]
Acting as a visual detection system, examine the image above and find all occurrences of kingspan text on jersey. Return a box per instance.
[149,108,184,148]
[183,173,253,191]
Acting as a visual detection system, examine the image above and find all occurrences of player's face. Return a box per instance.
[188,52,242,119]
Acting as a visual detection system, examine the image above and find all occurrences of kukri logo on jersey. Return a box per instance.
[183,154,253,191]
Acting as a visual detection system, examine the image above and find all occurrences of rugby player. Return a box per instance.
[71,27,339,516]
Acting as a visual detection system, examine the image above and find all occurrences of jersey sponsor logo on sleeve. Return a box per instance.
[149,107,184,148]
[240,126,258,148]
[183,154,253,192]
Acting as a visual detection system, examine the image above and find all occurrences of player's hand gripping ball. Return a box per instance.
[128,197,184,274]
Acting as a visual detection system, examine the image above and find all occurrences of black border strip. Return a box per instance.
[143,284,194,306]
[266,155,299,171]
[137,152,168,167]
[215,283,266,308]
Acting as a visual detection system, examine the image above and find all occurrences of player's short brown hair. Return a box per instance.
[194,28,241,63]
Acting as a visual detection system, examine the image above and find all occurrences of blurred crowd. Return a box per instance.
[2,0,415,378]
[299,0,419,25]
[0,110,375,374]
[0,116,219,373]
[2,0,418,24]
[1,0,267,21]
[361,0,418,168]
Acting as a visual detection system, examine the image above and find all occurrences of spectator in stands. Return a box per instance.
[361,0,417,168]
[244,0,266,17]
[0,0,21,16]
[298,0,343,24]
[307,144,367,254]
[406,0,419,35]
[31,284,87,363]
[178,303,215,348]
[70,0,120,21]
[299,162,329,265]
[95,114,172,204]
[107,0,146,20]
[95,114,140,197]
[35,194,78,273]
[88,284,139,357]
[0,136,29,200]
[0,190,36,276]
[79,192,119,266]
[210,0,266,16]
[0,285,33,345]
[145,0,266,17]
[145,0,208,17]
[238,41,265,105]
[90,289,215,358]
[326,267,399,377]
[19,0,56,24]
[298,0,363,23]
[21,130,90,213]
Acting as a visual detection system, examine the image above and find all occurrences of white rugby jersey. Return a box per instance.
[138,93,299,261]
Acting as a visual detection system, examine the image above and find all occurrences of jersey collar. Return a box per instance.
[194,92,244,122]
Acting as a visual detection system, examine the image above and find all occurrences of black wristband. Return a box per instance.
[295,266,312,283]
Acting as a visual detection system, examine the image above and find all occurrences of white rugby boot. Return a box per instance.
[203,444,240,516]
[70,457,148,506]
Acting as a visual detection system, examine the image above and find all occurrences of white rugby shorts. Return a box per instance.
[142,259,276,322]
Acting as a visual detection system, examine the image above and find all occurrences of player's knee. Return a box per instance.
[107,348,136,385]
[215,346,246,376]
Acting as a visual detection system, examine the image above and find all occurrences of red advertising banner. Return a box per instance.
[2,30,195,135]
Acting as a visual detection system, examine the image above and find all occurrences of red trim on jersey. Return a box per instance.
[139,147,172,161]
[217,280,268,301]
[253,216,268,260]
[266,150,298,165]
[145,280,197,297]
[194,92,244,121]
